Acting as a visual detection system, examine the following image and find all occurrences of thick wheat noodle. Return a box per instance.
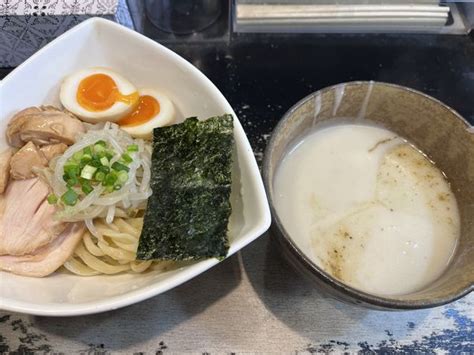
[97,240,136,261]
[115,218,143,234]
[96,228,136,243]
[63,217,159,275]
[130,261,153,273]
[113,241,137,252]
[64,257,100,276]
[74,243,130,274]
[83,232,105,256]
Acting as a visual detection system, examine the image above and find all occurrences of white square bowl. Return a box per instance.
[0,18,271,316]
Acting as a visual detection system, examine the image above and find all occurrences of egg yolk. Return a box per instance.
[77,73,138,112]
[118,95,160,127]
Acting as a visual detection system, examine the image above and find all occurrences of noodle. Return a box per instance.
[64,217,170,276]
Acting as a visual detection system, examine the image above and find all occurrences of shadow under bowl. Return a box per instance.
[263,81,474,310]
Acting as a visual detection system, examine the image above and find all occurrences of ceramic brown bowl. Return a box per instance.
[263,81,474,310]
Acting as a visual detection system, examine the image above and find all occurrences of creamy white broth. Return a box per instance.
[273,124,459,296]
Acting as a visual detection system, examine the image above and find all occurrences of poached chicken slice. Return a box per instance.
[10,141,48,180]
[0,178,66,256]
[0,223,84,277]
[6,106,85,147]
[0,149,13,193]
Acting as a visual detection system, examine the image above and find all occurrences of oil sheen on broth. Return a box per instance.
[273,124,459,296]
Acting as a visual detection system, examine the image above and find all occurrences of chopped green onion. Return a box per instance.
[96,152,107,160]
[81,181,93,195]
[94,144,105,154]
[111,161,129,172]
[89,159,102,168]
[81,165,97,180]
[103,172,118,186]
[61,189,78,206]
[81,154,92,163]
[73,151,83,161]
[47,194,58,204]
[117,170,129,183]
[66,177,79,187]
[60,140,139,199]
[66,169,79,182]
[95,171,106,182]
[127,144,139,152]
[121,153,133,164]
[64,164,79,177]
[100,157,109,166]
[98,165,110,174]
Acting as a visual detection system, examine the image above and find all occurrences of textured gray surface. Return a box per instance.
[0,233,473,353]
[0,0,133,67]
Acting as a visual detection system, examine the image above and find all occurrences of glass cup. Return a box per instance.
[145,0,223,34]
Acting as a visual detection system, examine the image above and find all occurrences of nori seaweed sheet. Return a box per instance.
[136,115,234,260]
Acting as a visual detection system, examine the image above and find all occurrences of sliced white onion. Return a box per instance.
[85,218,102,238]
[106,205,115,224]
[42,122,153,235]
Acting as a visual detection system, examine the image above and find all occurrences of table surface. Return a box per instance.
[1,16,474,354]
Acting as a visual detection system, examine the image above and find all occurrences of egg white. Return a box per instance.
[120,88,175,139]
[60,67,138,123]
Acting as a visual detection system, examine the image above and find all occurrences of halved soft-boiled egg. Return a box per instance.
[118,88,175,138]
[60,67,139,123]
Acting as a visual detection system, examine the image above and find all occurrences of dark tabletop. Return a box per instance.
[158,30,474,160]
[2,30,474,160]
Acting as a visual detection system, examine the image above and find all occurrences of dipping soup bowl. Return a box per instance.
[263,81,474,310]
